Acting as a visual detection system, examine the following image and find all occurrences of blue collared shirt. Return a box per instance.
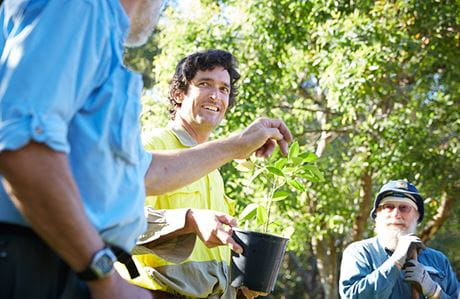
[0,0,152,251]
[339,236,459,298]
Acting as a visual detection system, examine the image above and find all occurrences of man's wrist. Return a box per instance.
[76,246,117,281]
[220,134,245,160]
[426,282,441,298]
[388,256,403,269]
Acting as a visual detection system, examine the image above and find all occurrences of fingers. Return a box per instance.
[404,259,417,266]
[225,236,243,254]
[209,225,242,254]
[277,138,289,156]
[400,234,421,242]
[194,210,243,253]
[258,118,292,156]
[241,286,268,299]
[215,213,238,227]
[214,213,243,254]
[241,287,256,299]
[260,118,293,143]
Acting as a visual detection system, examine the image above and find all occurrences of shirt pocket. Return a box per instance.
[109,67,143,165]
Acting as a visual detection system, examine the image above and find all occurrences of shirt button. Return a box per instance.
[35,127,43,135]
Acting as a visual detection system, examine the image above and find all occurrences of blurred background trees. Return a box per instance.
[125,0,460,298]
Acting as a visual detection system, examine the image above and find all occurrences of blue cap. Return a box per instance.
[370,180,424,223]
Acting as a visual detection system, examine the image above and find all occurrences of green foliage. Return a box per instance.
[125,0,460,295]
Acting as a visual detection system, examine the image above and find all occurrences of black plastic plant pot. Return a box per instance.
[230,228,289,293]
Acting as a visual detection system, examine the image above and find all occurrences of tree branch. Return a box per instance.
[274,104,342,115]
[301,128,354,134]
[420,193,456,243]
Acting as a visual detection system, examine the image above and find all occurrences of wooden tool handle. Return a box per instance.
[410,250,419,299]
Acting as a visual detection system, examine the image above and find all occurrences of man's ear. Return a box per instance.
[173,90,184,105]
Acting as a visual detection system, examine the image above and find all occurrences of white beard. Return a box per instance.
[375,218,417,251]
[125,0,163,47]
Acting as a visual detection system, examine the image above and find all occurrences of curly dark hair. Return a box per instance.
[168,49,240,119]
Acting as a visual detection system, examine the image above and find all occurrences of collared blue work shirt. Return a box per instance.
[339,237,459,298]
[0,0,152,251]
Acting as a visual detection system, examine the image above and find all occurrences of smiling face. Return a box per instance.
[374,200,419,250]
[174,66,231,143]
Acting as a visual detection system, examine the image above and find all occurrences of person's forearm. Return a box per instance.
[145,137,238,195]
[145,117,293,195]
[0,142,104,272]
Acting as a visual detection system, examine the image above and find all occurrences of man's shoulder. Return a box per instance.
[142,128,178,151]
[346,237,377,248]
[344,237,378,254]
[422,246,450,261]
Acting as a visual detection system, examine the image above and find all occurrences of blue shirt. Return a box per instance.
[339,236,459,299]
[0,0,152,251]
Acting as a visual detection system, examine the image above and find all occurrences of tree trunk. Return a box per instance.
[351,169,373,242]
[287,248,323,298]
[311,109,341,299]
[311,236,339,299]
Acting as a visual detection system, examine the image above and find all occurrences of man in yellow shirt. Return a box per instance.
[128,50,262,298]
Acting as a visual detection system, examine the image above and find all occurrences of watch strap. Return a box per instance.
[108,244,140,279]
[76,246,116,281]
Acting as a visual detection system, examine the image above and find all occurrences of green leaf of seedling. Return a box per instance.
[274,158,287,170]
[311,166,325,182]
[269,220,282,227]
[245,167,265,186]
[267,166,284,177]
[292,157,303,166]
[302,173,321,183]
[235,160,255,172]
[288,141,300,160]
[299,152,318,163]
[272,190,290,201]
[240,203,259,221]
[256,205,268,226]
[303,165,325,182]
[287,179,305,192]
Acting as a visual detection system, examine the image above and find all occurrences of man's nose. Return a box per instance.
[390,206,402,217]
[209,88,219,101]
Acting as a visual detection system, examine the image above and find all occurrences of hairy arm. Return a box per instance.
[0,142,103,270]
[145,117,292,195]
[0,142,151,299]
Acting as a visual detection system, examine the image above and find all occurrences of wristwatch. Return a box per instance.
[76,247,117,281]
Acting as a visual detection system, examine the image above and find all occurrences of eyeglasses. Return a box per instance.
[377,203,414,214]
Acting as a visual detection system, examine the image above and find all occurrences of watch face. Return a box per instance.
[92,248,116,278]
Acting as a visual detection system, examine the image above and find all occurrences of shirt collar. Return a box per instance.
[167,122,198,147]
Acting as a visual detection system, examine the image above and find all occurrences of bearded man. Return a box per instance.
[339,180,459,299]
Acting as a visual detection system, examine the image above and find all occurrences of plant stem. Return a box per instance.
[265,177,278,233]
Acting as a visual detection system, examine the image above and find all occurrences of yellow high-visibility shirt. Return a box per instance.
[121,126,235,298]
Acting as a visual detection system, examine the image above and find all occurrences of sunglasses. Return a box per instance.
[377,203,414,214]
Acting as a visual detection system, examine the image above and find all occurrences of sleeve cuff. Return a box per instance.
[379,257,401,281]
[134,207,196,263]
[0,114,69,153]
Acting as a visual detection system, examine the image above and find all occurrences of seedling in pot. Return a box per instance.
[236,141,324,236]
[230,141,324,293]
